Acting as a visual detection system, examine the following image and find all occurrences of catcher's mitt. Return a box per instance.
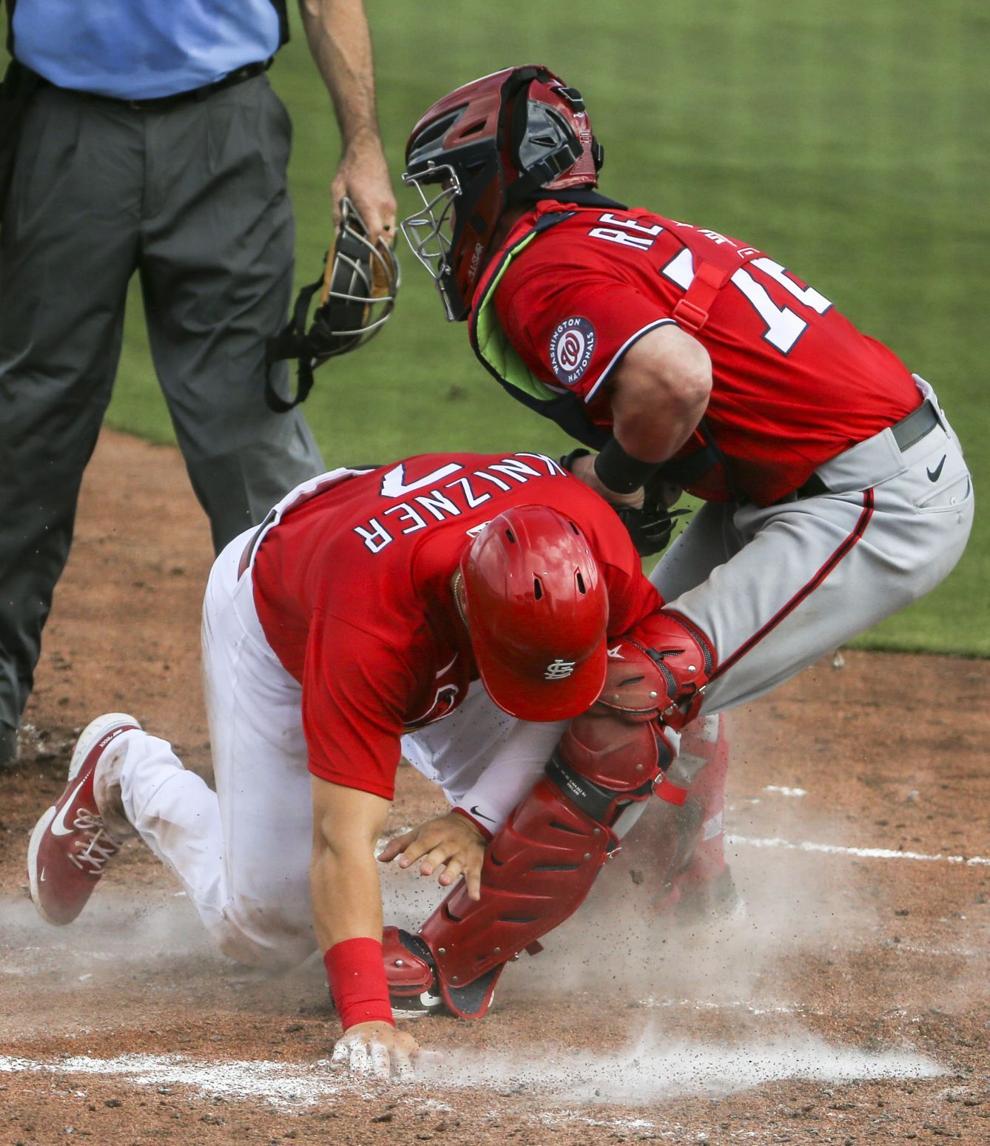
[265,198,400,411]
[561,448,687,557]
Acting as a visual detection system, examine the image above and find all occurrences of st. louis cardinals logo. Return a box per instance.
[544,658,577,681]
[549,316,596,386]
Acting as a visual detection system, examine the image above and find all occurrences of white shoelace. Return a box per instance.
[67,809,120,874]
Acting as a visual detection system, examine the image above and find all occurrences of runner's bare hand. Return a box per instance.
[329,1021,419,1081]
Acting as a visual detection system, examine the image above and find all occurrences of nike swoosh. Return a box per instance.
[39,867,47,883]
[927,455,947,482]
[469,805,495,822]
[419,990,442,1008]
[49,777,90,836]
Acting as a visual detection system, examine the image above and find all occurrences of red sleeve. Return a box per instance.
[301,611,412,800]
[494,243,674,403]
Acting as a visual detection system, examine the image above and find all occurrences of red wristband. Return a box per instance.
[323,937,395,1031]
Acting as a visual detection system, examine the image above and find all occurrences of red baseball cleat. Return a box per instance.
[27,713,141,925]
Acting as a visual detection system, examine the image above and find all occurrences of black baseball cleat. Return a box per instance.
[441,964,504,1020]
[383,925,509,1020]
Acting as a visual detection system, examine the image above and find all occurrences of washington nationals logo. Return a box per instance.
[549,317,596,386]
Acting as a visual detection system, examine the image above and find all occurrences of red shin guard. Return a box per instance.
[415,709,665,1019]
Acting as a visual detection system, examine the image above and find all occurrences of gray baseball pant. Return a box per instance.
[0,74,324,731]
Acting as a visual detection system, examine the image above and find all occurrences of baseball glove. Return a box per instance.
[613,496,686,557]
[561,449,687,556]
[265,198,400,411]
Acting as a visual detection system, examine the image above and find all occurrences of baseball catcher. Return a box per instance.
[376,63,974,1019]
[265,197,400,411]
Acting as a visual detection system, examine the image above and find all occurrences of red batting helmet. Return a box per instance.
[458,504,609,722]
[401,65,604,321]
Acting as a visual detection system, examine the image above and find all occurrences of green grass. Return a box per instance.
[95,1,989,653]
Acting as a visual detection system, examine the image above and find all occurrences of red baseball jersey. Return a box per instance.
[484,201,921,504]
[250,453,659,799]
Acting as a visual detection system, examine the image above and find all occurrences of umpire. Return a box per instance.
[0,1,396,767]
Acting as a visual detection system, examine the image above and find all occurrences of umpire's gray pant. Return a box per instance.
[0,74,324,731]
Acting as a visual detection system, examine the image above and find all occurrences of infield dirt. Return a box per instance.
[1,429,987,1145]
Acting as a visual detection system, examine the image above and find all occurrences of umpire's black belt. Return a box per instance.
[38,59,272,113]
[782,399,940,502]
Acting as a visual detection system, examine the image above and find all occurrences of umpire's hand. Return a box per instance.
[378,811,487,900]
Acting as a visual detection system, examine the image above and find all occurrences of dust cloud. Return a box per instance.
[414,1026,944,1104]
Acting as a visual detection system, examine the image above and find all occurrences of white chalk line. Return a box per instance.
[0,1036,947,1116]
[879,941,988,960]
[728,834,990,866]
[0,1053,345,1108]
[637,996,811,1016]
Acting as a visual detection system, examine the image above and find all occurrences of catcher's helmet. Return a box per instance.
[401,65,603,321]
[265,198,400,411]
[458,504,609,722]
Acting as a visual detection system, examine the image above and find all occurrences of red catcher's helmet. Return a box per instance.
[401,65,604,321]
[458,504,609,722]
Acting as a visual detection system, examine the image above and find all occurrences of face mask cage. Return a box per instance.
[400,163,462,321]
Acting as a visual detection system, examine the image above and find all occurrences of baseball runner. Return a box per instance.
[386,67,974,1003]
[27,450,708,1077]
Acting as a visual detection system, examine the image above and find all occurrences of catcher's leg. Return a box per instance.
[388,619,712,1019]
[667,712,734,911]
[625,712,735,916]
[411,716,668,1018]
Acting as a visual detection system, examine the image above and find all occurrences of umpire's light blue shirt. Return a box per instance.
[13,0,282,99]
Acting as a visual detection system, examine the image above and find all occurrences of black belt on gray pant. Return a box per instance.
[783,400,940,501]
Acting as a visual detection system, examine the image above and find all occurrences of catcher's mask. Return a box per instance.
[457,504,609,722]
[401,65,603,322]
[265,198,400,411]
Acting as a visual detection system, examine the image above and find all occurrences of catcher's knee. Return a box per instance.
[547,631,708,827]
[605,610,716,730]
[411,655,711,1013]
[551,706,671,831]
